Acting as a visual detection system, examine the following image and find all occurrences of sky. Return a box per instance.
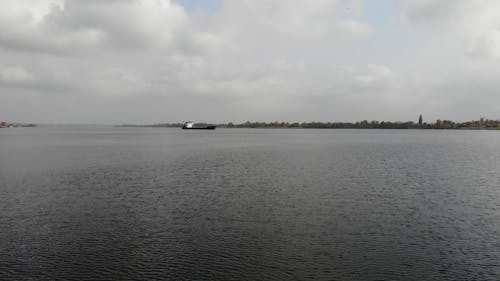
[1,0,500,124]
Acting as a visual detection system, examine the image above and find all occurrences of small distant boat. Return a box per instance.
[182,121,216,130]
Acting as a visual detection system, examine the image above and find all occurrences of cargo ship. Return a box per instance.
[182,122,216,130]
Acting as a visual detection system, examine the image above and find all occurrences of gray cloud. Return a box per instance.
[0,0,499,124]
[464,29,500,59]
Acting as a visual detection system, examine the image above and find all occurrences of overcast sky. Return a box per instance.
[1,0,499,124]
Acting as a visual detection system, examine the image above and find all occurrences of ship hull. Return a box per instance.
[182,126,216,130]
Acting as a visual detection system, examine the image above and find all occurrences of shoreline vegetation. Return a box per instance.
[118,117,500,130]
[0,121,36,128]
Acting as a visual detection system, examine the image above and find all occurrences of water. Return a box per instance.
[1,126,500,280]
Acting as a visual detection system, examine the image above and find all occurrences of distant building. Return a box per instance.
[0,121,8,128]
[418,115,423,128]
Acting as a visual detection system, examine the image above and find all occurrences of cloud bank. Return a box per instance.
[0,0,499,123]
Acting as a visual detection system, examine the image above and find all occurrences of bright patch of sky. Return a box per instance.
[175,0,220,13]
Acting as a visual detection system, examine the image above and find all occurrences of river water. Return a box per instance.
[1,126,499,280]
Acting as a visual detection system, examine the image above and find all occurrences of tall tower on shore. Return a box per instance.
[418,114,423,128]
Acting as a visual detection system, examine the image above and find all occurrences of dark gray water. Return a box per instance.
[1,126,499,280]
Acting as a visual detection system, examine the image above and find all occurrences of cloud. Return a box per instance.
[0,65,36,83]
[399,0,500,28]
[398,0,500,60]
[0,0,203,55]
[1,0,500,123]
[332,20,373,39]
[398,0,465,25]
[215,0,373,41]
[348,64,395,85]
[464,29,500,59]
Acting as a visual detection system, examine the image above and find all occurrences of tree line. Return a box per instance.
[120,117,500,129]
[218,118,500,129]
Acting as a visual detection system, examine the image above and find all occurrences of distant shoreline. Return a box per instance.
[117,118,500,130]
[0,122,36,128]
[117,126,500,130]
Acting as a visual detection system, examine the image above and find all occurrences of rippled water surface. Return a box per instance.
[1,126,500,280]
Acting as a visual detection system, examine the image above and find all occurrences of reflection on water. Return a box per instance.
[1,127,500,280]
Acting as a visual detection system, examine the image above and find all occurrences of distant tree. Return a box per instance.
[435,119,442,129]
